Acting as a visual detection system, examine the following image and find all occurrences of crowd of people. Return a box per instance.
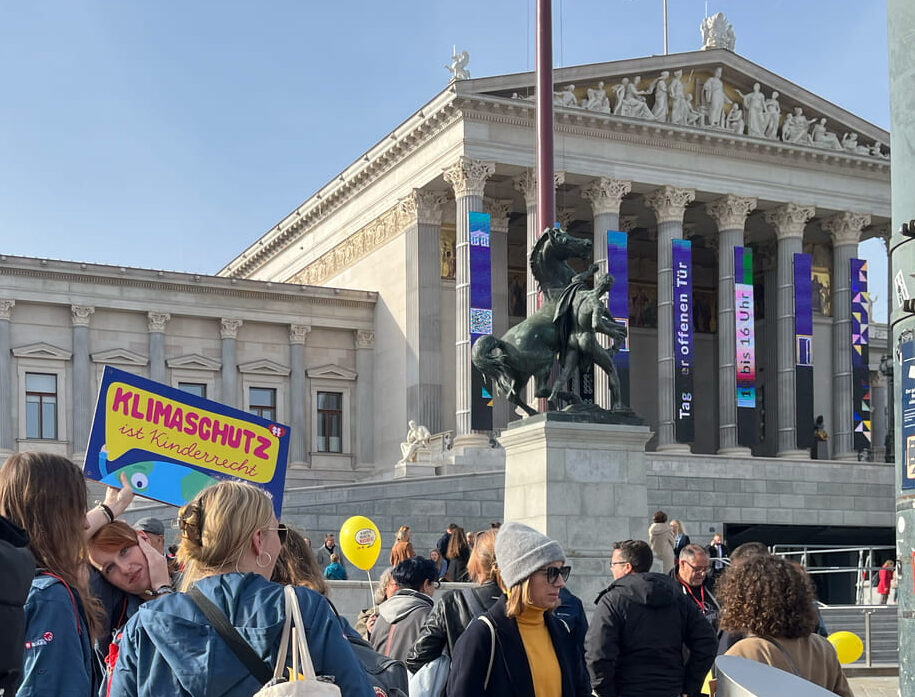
[0,452,857,697]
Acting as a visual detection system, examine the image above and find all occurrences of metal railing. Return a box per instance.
[771,544,896,605]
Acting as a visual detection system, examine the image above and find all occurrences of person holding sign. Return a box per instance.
[109,480,374,697]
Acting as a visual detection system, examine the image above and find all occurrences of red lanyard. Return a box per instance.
[678,576,705,611]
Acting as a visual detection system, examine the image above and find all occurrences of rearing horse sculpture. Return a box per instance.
[471,227,593,415]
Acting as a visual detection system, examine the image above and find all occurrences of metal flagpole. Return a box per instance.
[663,0,669,55]
[536,0,555,236]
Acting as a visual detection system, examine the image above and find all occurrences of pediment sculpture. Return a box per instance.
[701,13,736,51]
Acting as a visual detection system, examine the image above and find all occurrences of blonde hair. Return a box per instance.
[176,480,274,591]
[505,577,533,618]
[467,529,498,584]
[670,519,684,535]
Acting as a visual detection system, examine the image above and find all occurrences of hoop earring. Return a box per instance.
[255,551,273,569]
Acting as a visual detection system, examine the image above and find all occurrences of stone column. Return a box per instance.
[354,330,376,466]
[71,305,95,455]
[706,195,757,453]
[644,186,695,450]
[443,156,495,446]
[401,190,448,433]
[764,203,815,457]
[484,197,514,430]
[514,169,565,406]
[582,178,632,410]
[147,312,170,384]
[220,319,243,408]
[823,211,871,460]
[289,324,310,465]
[0,300,14,453]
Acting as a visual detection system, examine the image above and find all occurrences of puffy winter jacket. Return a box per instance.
[585,572,716,697]
[108,572,374,697]
[369,588,434,661]
[0,516,35,695]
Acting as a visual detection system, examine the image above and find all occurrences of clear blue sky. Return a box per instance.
[0,1,890,317]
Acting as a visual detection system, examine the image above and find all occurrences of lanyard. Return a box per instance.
[678,576,705,612]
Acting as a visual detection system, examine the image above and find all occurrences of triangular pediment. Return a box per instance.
[91,348,148,366]
[238,358,290,376]
[12,342,72,360]
[460,48,888,158]
[306,363,357,381]
[166,353,222,371]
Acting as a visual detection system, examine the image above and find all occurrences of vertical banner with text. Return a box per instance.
[794,253,814,449]
[735,247,756,447]
[607,231,630,406]
[851,258,871,452]
[672,239,694,443]
[469,212,494,431]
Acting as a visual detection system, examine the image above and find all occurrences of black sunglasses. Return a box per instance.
[541,565,571,585]
[271,523,288,546]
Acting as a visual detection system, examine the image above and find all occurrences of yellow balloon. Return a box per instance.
[827,631,863,664]
[339,515,382,571]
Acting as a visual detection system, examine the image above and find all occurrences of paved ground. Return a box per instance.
[848,676,898,697]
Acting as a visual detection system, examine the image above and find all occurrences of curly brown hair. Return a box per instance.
[717,554,817,639]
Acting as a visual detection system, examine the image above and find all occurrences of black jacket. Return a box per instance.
[0,515,34,696]
[406,581,502,672]
[585,572,716,697]
[447,596,591,697]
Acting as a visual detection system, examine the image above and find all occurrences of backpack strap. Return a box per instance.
[460,587,487,618]
[188,586,273,684]
[478,615,496,690]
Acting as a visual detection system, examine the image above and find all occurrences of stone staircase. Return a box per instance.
[819,605,898,666]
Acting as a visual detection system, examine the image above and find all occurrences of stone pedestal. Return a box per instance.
[501,415,653,610]
[393,448,439,479]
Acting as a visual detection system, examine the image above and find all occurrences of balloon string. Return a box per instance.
[367,569,376,615]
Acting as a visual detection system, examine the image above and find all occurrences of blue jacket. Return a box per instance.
[323,562,347,580]
[109,573,374,697]
[20,573,101,697]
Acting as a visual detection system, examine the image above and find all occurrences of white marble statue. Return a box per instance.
[650,71,670,121]
[811,118,843,150]
[736,83,766,137]
[623,76,655,119]
[445,49,471,81]
[701,67,731,128]
[398,420,432,464]
[701,12,736,51]
[781,107,813,144]
[726,103,745,134]
[554,84,578,108]
[612,79,629,115]
[669,70,690,125]
[841,132,871,155]
[583,81,612,113]
[685,95,705,126]
[763,91,781,139]
[870,140,889,159]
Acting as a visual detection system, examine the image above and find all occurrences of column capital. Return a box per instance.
[581,177,632,217]
[644,186,695,224]
[220,318,243,339]
[0,300,14,320]
[399,189,448,226]
[147,312,171,333]
[483,197,513,233]
[355,329,375,349]
[71,305,95,327]
[442,157,495,198]
[289,324,311,345]
[822,210,871,246]
[512,169,566,207]
[764,203,815,239]
[705,194,757,231]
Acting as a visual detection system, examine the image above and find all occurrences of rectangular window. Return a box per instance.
[248,387,276,421]
[317,391,342,453]
[25,373,57,440]
[178,382,207,399]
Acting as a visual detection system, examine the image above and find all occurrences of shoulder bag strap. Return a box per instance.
[753,635,801,676]
[188,586,273,684]
[460,587,487,618]
[479,616,497,690]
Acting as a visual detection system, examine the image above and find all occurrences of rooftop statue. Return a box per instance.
[445,49,470,81]
[701,12,736,51]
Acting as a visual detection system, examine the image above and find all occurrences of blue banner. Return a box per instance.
[607,231,630,407]
[794,253,814,449]
[469,212,493,431]
[851,258,871,453]
[672,239,694,443]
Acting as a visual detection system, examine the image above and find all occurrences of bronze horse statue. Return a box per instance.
[472,227,597,416]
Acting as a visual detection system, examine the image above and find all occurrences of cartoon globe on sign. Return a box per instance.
[99,445,218,506]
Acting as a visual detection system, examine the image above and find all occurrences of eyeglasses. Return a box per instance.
[684,561,709,574]
[266,523,288,545]
[610,561,630,567]
[539,565,571,585]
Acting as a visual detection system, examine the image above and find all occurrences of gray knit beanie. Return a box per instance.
[494,521,565,588]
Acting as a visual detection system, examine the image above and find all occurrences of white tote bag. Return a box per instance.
[407,653,450,697]
[256,586,341,697]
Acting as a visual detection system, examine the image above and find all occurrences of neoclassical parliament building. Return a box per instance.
[0,31,895,557]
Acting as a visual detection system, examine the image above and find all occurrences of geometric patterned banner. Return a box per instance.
[794,253,814,449]
[469,212,493,431]
[850,258,871,452]
[734,246,756,447]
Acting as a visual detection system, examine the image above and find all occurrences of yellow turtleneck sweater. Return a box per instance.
[516,604,562,697]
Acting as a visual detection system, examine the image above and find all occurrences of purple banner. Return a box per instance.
[607,231,629,406]
[851,258,871,453]
[794,253,814,449]
[734,247,755,447]
[673,239,694,443]
[468,212,493,431]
